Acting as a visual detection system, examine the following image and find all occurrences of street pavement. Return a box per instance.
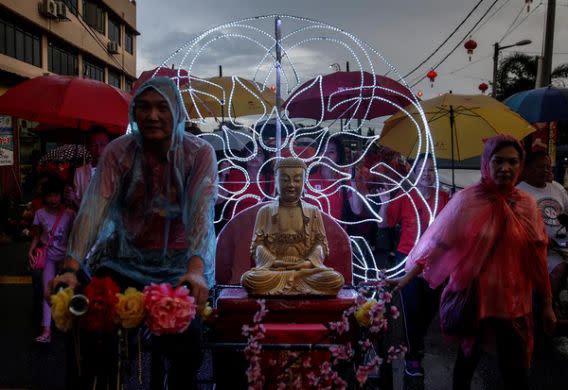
[1,239,567,389]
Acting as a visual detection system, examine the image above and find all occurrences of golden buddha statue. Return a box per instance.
[241,157,344,296]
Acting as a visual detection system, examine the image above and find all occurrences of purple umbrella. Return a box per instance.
[284,71,415,121]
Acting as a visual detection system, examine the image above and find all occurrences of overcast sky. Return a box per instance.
[136,0,568,101]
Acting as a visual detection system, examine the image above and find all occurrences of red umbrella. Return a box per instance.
[0,75,130,134]
[132,66,189,93]
[284,71,414,121]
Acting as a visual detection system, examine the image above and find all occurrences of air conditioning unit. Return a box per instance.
[38,0,58,19]
[55,1,69,20]
[107,40,119,54]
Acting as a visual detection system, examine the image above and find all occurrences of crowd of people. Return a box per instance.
[14,76,568,389]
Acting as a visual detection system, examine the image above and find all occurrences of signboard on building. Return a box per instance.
[0,116,14,166]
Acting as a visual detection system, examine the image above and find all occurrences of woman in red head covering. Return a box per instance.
[390,135,556,389]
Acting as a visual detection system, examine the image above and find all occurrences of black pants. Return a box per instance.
[76,267,204,390]
[397,251,442,361]
[452,318,530,390]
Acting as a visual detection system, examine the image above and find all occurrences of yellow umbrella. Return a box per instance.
[183,76,275,119]
[379,93,535,161]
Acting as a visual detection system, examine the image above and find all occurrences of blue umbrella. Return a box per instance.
[504,86,568,123]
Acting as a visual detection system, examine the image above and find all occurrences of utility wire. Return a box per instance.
[500,2,543,40]
[471,0,513,36]
[402,0,487,79]
[410,0,501,88]
[449,54,492,74]
[498,3,526,43]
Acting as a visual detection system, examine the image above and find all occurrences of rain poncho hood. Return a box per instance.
[67,77,217,287]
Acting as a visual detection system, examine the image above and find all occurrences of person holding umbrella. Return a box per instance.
[389,135,556,389]
[50,77,217,389]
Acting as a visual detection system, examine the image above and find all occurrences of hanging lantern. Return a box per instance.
[416,90,424,98]
[464,38,477,61]
[478,82,489,94]
[525,0,533,12]
[426,70,438,88]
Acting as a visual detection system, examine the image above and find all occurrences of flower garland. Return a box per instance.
[51,277,202,335]
[241,277,406,388]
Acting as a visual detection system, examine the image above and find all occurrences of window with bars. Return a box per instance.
[108,15,121,46]
[84,58,104,81]
[0,16,41,68]
[108,69,121,88]
[48,41,78,76]
[125,30,133,54]
[83,0,105,34]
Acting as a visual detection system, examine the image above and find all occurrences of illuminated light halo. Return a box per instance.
[152,14,436,282]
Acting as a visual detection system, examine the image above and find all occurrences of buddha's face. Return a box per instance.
[277,166,305,203]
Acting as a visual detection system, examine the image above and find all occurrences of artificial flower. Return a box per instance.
[354,298,377,327]
[50,287,74,332]
[82,276,120,332]
[200,302,213,320]
[143,283,196,335]
[115,287,145,328]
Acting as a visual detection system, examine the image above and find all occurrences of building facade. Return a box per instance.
[0,0,138,199]
[0,0,137,92]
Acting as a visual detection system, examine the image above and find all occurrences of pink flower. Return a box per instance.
[243,300,267,389]
[330,344,353,363]
[253,299,268,323]
[356,366,371,386]
[328,314,350,335]
[390,305,400,319]
[359,338,372,350]
[143,283,196,335]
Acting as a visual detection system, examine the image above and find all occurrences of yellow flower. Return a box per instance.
[51,287,74,332]
[200,302,213,320]
[355,299,378,327]
[115,287,145,328]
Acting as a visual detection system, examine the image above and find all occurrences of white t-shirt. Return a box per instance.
[517,181,568,240]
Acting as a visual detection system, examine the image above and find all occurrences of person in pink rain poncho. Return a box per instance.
[390,135,556,390]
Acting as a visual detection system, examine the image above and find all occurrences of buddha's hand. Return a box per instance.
[294,260,314,270]
[272,260,287,269]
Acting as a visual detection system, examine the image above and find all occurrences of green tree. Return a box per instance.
[494,53,568,100]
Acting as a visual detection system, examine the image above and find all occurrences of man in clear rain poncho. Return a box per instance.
[52,77,217,389]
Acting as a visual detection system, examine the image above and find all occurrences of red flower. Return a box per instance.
[81,276,120,333]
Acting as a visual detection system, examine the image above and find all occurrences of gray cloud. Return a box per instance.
[137,0,568,98]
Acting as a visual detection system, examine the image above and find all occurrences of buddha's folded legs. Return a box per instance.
[241,268,344,296]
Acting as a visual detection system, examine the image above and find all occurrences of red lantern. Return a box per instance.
[525,0,533,12]
[478,82,489,94]
[426,70,437,88]
[464,39,477,61]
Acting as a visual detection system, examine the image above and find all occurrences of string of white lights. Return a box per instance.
[151,14,437,283]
